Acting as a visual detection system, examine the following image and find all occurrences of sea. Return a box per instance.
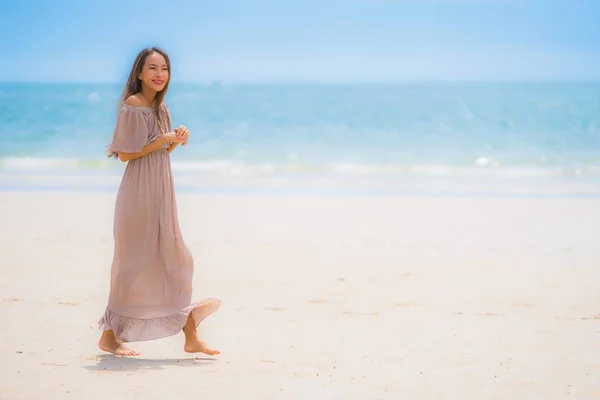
[1,82,599,197]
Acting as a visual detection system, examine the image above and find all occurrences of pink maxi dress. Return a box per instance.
[98,103,220,343]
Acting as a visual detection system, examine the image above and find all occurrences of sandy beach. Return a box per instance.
[0,191,599,399]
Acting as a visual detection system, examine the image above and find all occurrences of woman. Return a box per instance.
[98,47,220,357]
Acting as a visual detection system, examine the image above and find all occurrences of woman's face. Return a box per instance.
[138,52,169,93]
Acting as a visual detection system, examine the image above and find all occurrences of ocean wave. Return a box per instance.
[0,156,116,170]
[1,156,599,179]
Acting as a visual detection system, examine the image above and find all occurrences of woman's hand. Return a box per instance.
[174,125,190,146]
[161,132,185,144]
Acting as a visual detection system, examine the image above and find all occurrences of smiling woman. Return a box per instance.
[106,48,179,160]
[98,47,221,357]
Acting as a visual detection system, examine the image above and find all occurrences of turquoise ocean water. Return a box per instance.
[1,82,598,196]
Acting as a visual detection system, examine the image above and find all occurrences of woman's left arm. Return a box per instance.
[167,142,180,153]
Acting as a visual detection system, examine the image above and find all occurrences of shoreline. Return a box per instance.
[2,185,600,198]
[2,172,600,198]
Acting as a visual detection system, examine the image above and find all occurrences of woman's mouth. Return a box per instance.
[152,80,164,85]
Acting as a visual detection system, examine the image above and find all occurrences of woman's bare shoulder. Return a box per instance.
[124,95,145,107]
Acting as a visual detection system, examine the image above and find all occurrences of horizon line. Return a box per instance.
[1,78,600,85]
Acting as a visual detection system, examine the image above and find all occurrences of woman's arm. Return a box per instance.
[118,133,182,162]
[167,142,180,153]
[117,138,165,162]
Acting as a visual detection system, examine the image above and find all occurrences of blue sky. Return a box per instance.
[2,0,599,82]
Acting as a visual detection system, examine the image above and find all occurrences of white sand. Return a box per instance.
[1,191,599,399]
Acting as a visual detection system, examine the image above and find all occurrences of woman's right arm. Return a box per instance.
[117,137,164,162]
[117,133,182,162]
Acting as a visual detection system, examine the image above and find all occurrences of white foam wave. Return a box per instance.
[474,156,499,168]
[1,157,599,179]
[0,156,113,170]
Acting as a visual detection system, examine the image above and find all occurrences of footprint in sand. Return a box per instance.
[42,363,67,367]
[511,303,533,308]
[2,298,19,303]
[308,299,336,304]
[57,301,80,306]
[342,311,379,316]
[264,307,286,311]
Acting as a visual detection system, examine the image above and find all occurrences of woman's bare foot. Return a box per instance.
[99,330,140,357]
[183,312,220,355]
[184,334,220,355]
